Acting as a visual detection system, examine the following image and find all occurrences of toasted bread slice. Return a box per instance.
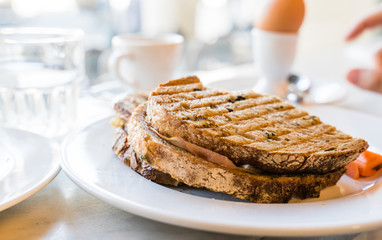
[112,94,180,186]
[127,104,345,203]
[147,76,368,174]
[113,127,180,186]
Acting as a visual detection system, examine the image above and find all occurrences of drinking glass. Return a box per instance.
[0,28,84,138]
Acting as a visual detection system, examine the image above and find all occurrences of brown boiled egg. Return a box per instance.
[255,0,305,33]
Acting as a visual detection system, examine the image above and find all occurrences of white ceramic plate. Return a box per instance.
[0,128,61,211]
[61,106,382,237]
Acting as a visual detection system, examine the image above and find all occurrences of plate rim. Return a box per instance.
[61,106,382,237]
[0,128,61,212]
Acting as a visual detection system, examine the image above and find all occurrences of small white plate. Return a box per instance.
[0,128,61,211]
[61,106,382,237]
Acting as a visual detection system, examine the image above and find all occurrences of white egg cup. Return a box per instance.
[251,28,298,97]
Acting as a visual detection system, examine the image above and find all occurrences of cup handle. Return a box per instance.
[114,52,137,87]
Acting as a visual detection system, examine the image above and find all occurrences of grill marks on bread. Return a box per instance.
[150,84,340,154]
[147,76,368,173]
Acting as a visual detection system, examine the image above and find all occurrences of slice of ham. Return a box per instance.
[150,128,238,169]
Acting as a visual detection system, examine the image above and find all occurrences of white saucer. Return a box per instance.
[0,128,61,211]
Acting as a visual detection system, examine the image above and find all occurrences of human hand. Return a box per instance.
[346,69,382,94]
[345,5,382,94]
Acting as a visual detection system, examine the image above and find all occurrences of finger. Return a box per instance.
[345,7,382,41]
[347,68,382,93]
[375,47,382,69]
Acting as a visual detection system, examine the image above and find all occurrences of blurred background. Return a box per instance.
[0,0,380,86]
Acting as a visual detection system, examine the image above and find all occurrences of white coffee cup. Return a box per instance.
[252,28,298,96]
[108,33,184,91]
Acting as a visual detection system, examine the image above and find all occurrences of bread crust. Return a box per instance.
[113,127,180,186]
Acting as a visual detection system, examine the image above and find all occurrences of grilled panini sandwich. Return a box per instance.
[112,76,368,203]
[147,76,368,174]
